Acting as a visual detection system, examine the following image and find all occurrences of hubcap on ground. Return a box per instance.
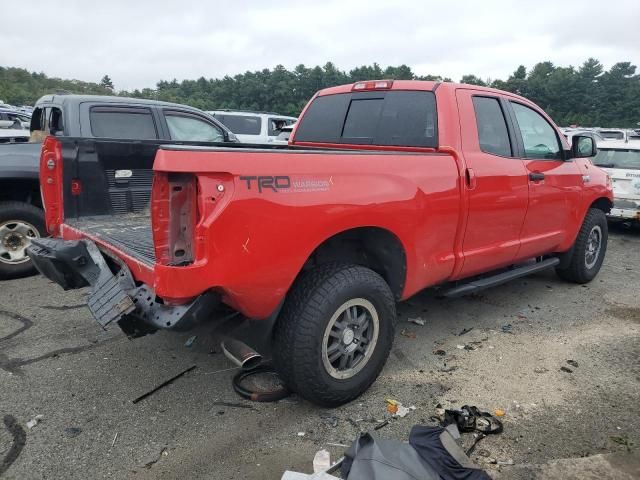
[0,220,39,265]
[322,298,379,380]
[584,225,602,270]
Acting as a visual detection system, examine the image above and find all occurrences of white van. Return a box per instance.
[208,110,297,144]
[592,140,640,223]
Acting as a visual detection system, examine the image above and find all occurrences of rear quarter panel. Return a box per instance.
[153,148,461,318]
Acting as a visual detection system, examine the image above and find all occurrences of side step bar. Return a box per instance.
[442,257,560,298]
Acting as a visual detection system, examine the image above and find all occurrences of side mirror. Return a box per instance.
[571,135,597,158]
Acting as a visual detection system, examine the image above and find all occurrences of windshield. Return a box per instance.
[593,148,640,170]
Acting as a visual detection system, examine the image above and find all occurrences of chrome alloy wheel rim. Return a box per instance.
[584,225,602,270]
[0,220,39,264]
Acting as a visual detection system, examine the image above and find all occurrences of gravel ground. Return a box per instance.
[1,225,639,479]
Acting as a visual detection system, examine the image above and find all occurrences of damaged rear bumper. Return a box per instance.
[26,238,220,336]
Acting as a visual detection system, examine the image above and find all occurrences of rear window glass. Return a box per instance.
[294,91,437,147]
[472,96,512,157]
[216,114,261,135]
[593,149,640,170]
[90,107,157,139]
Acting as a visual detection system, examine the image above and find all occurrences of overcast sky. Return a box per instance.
[2,0,639,91]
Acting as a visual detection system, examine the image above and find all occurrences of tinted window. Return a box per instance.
[511,102,561,160]
[294,91,437,147]
[268,117,295,136]
[165,113,224,142]
[600,130,625,140]
[90,107,157,139]
[217,114,261,135]
[472,97,512,157]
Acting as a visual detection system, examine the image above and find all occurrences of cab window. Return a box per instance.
[511,102,561,160]
[472,96,512,157]
[165,112,224,142]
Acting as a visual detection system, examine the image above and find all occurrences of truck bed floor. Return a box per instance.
[67,215,155,266]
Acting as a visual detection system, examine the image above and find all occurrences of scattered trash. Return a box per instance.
[313,449,331,473]
[494,408,506,417]
[64,427,81,437]
[477,449,491,457]
[433,349,446,356]
[497,459,515,466]
[400,329,417,339]
[320,414,339,428]
[534,367,549,374]
[458,327,474,336]
[501,324,514,334]
[111,432,118,447]
[560,366,573,373]
[385,399,416,418]
[456,344,466,350]
[26,415,43,429]
[184,335,197,348]
[132,365,197,404]
[463,344,476,351]
[232,363,290,402]
[297,431,306,437]
[326,442,348,448]
[373,420,389,430]
[407,317,426,326]
[567,359,579,368]
[440,365,458,373]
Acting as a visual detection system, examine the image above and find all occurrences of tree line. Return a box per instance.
[1,59,639,127]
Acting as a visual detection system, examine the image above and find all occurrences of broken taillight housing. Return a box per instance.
[151,173,198,265]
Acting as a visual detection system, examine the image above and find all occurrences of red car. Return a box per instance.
[28,80,612,406]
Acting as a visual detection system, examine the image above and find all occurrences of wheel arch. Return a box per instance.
[589,196,613,214]
[0,177,42,208]
[300,226,407,300]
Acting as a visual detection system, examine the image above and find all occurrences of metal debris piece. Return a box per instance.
[111,432,118,447]
[184,335,197,347]
[458,327,473,336]
[132,365,197,404]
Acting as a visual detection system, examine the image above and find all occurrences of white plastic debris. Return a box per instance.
[456,344,466,350]
[313,449,331,473]
[26,414,44,429]
[394,404,416,418]
[407,317,426,326]
[297,431,306,437]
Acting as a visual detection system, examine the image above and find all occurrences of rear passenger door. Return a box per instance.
[506,101,583,258]
[455,90,529,278]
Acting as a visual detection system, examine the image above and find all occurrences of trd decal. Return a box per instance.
[239,175,291,193]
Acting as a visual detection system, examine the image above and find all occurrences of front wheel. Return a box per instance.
[556,208,608,284]
[273,264,396,407]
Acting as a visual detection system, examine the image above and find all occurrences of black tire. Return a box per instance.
[0,201,46,280]
[273,264,396,407]
[555,208,608,284]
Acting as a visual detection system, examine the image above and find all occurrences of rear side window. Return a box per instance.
[90,107,158,139]
[294,91,437,147]
[216,114,261,135]
[165,112,224,142]
[472,96,512,157]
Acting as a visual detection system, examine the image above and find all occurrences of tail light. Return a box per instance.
[352,80,393,91]
[151,173,198,265]
[40,136,64,235]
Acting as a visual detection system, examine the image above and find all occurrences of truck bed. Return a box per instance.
[67,215,155,266]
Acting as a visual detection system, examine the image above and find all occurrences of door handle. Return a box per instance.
[529,172,545,182]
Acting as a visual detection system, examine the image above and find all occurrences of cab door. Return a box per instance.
[455,90,530,278]
[506,101,583,259]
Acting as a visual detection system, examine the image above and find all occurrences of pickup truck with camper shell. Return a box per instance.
[0,94,237,279]
[27,80,612,406]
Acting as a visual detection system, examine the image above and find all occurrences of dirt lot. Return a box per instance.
[1,226,639,479]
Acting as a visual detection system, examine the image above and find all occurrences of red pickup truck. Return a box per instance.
[27,80,612,406]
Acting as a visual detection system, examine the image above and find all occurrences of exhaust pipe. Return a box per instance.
[221,338,262,370]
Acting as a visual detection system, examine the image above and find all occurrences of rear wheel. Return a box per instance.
[0,201,45,280]
[555,208,608,284]
[273,264,396,407]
